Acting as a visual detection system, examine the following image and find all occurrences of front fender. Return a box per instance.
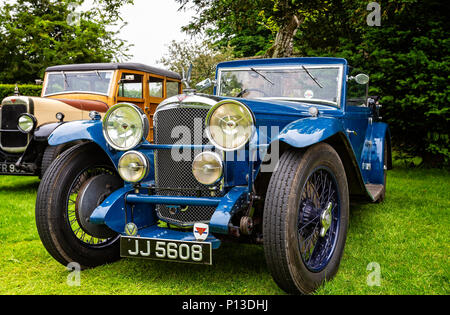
[265,116,374,202]
[274,117,344,148]
[18,122,66,163]
[33,122,65,142]
[47,119,122,165]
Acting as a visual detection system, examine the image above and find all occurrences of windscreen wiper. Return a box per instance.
[302,66,323,89]
[250,68,274,86]
[62,71,69,88]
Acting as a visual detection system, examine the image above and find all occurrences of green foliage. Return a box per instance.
[0,84,42,100]
[176,0,274,57]
[158,39,235,93]
[0,0,134,84]
[178,0,449,167]
[176,0,331,58]
[295,0,449,167]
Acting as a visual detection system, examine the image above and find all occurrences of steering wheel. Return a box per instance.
[236,88,268,98]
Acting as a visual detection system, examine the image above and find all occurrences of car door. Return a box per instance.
[116,71,146,111]
[343,70,371,166]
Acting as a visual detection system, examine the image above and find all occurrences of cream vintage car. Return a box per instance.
[0,63,181,177]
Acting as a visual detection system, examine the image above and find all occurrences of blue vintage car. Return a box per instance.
[35,57,391,294]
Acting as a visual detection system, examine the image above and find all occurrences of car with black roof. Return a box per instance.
[0,62,181,177]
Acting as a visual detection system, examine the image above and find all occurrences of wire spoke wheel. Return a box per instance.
[66,165,118,248]
[263,144,349,294]
[36,143,122,268]
[297,167,340,272]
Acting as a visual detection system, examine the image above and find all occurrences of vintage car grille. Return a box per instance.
[154,105,223,226]
[0,104,28,149]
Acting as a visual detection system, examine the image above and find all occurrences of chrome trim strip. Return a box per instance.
[0,99,31,153]
[155,94,218,116]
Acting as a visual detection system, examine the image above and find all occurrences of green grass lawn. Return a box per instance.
[0,166,449,295]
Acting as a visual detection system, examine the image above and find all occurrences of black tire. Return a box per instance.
[263,143,349,294]
[40,145,60,178]
[40,143,77,178]
[36,142,121,269]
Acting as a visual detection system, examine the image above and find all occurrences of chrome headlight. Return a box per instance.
[192,152,223,185]
[205,100,255,151]
[118,151,149,183]
[17,114,37,134]
[102,103,149,151]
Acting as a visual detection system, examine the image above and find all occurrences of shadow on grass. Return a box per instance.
[0,180,40,193]
[101,204,384,293]
[348,203,367,224]
[131,241,267,274]
[109,240,279,293]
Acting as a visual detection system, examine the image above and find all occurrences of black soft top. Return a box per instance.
[45,63,181,80]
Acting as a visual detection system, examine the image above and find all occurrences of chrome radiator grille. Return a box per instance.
[0,104,28,149]
[154,105,222,226]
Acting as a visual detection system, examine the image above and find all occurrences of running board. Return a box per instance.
[365,184,384,201]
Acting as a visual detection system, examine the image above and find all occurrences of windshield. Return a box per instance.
[44,71,114,96]
[218,66,341,106]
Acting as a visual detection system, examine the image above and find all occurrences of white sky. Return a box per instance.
[2,0,195,68]
[115,0,195,67]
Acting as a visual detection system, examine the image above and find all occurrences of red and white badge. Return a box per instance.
[304,89,314,99]
[193,223,209,242]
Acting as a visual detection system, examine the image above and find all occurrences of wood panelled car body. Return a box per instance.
[0,63,181,177]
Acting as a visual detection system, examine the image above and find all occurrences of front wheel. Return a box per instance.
[36,143,123,269]
[263,143,349,294]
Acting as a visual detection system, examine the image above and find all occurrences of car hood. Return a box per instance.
[161,93,342,126]
[30,97,108,113]
[1,95,108,126]
[192,93,343,129]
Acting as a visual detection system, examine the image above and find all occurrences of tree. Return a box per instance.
[176,0,329,58]
[158,39,234,93]
[295,0,449,166]
[0,0,134,84]
[261,0,331,58]
[177,0,449,166]
[177,0,273,58]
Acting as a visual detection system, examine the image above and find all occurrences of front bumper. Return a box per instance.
[90,186,250,247]
[125,225,221,250]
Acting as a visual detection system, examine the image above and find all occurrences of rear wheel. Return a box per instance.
[263,143,349,294]
[377,139,389,203]
[36,142,123,268]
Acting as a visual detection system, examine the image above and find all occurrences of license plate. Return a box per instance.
[0,162,32,175]
[120,236,213,265]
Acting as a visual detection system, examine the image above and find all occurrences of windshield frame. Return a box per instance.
[43,70,115,97]
[216,64,344,108]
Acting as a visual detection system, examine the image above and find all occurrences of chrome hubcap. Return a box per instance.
[320,202,333,237]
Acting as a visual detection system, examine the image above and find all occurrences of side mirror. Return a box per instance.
[35,79,43,85]
[354,73,370,85]
[196,78,213,91]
